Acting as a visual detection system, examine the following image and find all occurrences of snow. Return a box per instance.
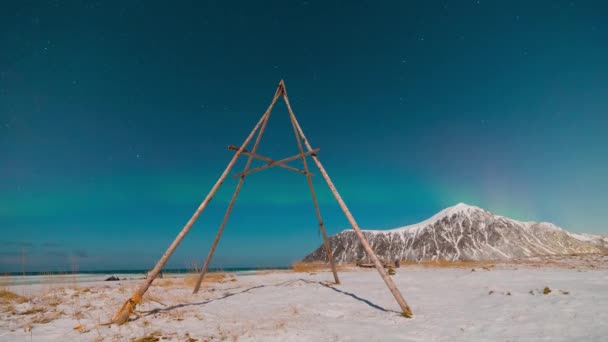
[568,232,607,244]
[310,203,606,264]
[569,232,597,242]
[2,256,607,341]
[363,203,483,234]
[339,203,605,251]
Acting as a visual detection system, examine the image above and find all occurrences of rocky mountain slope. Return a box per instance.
[304,203,607,263]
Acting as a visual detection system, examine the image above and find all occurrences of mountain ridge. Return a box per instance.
[304,203,607,263]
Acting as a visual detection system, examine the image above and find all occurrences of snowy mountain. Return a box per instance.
[303,203,607,263]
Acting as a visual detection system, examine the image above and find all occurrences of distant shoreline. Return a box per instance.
[0,266,290,277]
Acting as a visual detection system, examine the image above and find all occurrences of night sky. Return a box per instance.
[1,1,607,272]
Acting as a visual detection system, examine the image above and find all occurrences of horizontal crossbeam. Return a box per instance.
[227,145,312,176]
[232,148,320,178]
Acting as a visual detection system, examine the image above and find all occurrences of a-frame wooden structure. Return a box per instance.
[111,80,413,324]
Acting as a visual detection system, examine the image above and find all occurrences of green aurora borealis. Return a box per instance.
[1,1,607,271]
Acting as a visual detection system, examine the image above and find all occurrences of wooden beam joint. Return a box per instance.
[230,148,320,178]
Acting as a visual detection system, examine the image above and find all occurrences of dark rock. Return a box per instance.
[303,203,606,263]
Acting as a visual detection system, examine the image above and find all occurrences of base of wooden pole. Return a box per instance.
[111,293,142,325]
[402,309,413,318]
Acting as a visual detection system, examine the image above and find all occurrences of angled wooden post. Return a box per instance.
[109,86,281,325]
[191,84,281,294]
[111,80,413,325]
[227,145,311,176]
[284,89,413,317]
[282,89,340,284]
[231,149,319,178]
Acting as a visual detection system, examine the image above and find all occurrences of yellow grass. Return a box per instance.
[291,261,357,273]
[133,333,162,342]
[155,279,175,287]
[291,261,332,273]
[153,272,235,288]
[281,258,573,270]
[183,272,233,287]
[398,258,586,269]
[399,260,498,268]
[143,290,166,305]
[295,258,591,272]
[43,293,64,307]
[31,311,62,324]
[19,307,46,315]
[291,261,355,272]
[0,288,28,304]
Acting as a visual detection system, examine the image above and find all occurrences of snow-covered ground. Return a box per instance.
[1,255,607,341]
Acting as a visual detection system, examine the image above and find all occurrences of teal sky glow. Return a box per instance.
[1,1,607,272]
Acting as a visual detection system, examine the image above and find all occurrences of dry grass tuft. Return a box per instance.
[0,289,28,304]
[292,262,333,273]
[143,290,166,306]
[170,308,185,321]
[151,273,235,289]
[73,324,86,331]
[2,304,17,314]
[182,276,197,287]
[183,272,233,287]
[155,279,175,287]
[41,291,65,307]
[19,307,46,315]
[184,332,197,342]
[132,334,161,342]
[292,262,386,273]
[399,260,498,268]
[132,330,163,342]
[31,311,62,324]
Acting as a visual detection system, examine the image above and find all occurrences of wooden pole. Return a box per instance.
[111,80,412,324]
[232,149,319,178]
[110,86,282,325]
[283,93,340,284]
[227,145,311,176]
[192,86,278,294]
[284,91,413,318]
